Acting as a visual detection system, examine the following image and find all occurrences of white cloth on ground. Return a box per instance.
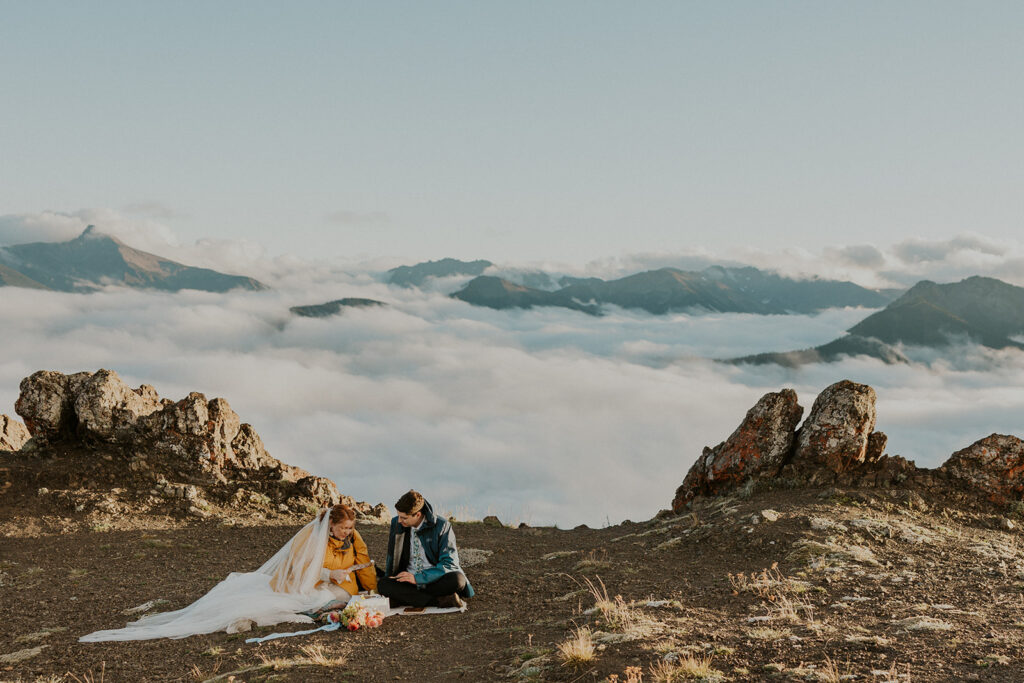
[80,510,338,642]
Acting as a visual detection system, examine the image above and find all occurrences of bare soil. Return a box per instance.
[3,448,1024,682]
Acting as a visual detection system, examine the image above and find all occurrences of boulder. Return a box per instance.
[356,503,392,524]
[15,370,92,440]
[231,423,278,471]
[940,434,1024,504]
[296,475,341,507]
[206,398,242,466]
[0,414,31,451]
[73,369,162,442]
[790,380,881,475]
[672,389,803,510]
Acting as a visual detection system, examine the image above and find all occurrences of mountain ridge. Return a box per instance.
[731,275,1024,366]
[449,265,892,315]
[0,226,266,293]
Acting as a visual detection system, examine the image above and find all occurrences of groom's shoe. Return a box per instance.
[436,593,464,609]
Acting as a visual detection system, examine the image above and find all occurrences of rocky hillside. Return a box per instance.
[673,379,1024,510]
[0,369,384,535]
[0,226,266,293]
[2,378,1022,681]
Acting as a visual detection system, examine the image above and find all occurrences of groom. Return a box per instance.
[377,490,475,609]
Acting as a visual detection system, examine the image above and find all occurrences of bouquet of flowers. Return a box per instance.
[323,603,384,631]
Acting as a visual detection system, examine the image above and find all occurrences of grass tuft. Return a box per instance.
[557,626,596,665]
[650,654,723,682]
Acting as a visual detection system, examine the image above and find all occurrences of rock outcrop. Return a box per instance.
[940,434,1024,505]
[788,380,884,476]
[13,369,382,520]
[0,415,30,451]
[673,379,1020,511]
[672,389,803,509]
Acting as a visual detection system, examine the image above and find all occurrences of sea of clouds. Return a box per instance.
[3,210,1024,526]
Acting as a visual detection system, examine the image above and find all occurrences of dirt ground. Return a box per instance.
[3,451,1024,682]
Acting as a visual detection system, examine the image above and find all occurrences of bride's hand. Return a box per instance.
[329,568,351,583]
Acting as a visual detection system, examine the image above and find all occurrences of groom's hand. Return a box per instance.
[393,571,416,584]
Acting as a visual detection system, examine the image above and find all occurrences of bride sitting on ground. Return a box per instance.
[80,503,376,642]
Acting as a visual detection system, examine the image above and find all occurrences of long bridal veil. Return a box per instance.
[81,509,337,642]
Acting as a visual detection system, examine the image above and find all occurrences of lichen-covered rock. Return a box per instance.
[206,398,241,466]
[231,423,278,471]
[940,434,1024,504]
[0,414,31,451]
[73,369,162,442]
[15,370,92,440]
[296,475,341,506]
[10,368,374,519]
[791,380,880,475]
[864,431,888,463]
[672,389,803,511]
[357,502,391,524]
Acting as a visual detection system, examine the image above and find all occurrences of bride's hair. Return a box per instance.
[329,503,356,525]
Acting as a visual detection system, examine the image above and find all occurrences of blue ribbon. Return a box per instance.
[245,620,341,644]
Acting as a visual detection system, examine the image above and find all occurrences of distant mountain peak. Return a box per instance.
[731,275,1024,366]
[0,227,266,293]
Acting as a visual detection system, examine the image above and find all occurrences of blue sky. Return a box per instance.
[2,1,1022,264]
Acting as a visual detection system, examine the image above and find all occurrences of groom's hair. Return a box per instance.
[395,490,424,515]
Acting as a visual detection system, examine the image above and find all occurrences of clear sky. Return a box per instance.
[2,1,1022,264]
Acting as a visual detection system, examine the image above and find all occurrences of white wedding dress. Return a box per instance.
[80,510,338,641]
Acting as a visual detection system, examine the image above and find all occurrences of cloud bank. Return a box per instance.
[3,266,1022,527]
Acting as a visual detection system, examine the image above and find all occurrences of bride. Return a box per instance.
[81,504,377,641]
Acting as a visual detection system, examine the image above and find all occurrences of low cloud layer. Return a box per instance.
[3,267,1022,527]
[0,209,179,255]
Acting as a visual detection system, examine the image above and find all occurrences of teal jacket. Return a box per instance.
[384,499,475,598]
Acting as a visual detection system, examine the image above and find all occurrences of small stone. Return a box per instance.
[482,515,503,527]
[37,487,50,496]
[1000,517,1015,531]
[760,509,781,522]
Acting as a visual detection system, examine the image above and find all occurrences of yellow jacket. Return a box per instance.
[321,529,377,595]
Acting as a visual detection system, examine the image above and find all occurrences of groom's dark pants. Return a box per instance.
[377,571,468,608]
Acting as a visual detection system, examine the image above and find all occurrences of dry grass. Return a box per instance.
[67,662,105,683]
[769,592,816,624]
[745,626,792,640]
[582,576,651,635]
[728,562,786,600]
[557,626,596,665]
[575,549,613,572]
[299,644,346,667]
[649,654,723,681]
[817,656,850,682]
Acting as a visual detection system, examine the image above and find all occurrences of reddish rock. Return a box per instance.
[940,434,1024,504]
[672,389,803,510]
[791,380,880,474]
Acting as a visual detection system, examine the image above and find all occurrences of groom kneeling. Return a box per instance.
[378,490,475,609]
